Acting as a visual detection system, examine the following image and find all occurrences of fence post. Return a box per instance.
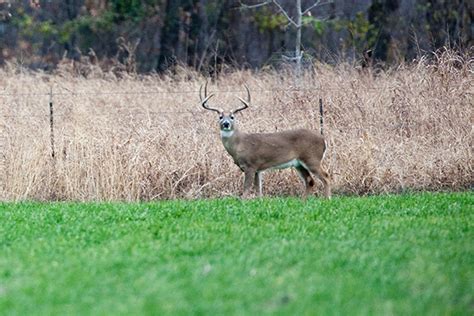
[319,98,324,135]
[49,86,55,160]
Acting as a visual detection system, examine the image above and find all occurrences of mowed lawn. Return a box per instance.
[0,193,472,315]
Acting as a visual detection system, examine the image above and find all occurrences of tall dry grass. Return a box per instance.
[0,49,472,201]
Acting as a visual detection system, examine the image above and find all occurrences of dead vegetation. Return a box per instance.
[0,49,472,201]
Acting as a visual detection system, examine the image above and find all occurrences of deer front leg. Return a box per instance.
[242,168,256,198]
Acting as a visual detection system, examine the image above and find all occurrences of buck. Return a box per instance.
[200,82,331,199]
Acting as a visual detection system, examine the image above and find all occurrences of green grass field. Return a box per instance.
[0,193,472,315]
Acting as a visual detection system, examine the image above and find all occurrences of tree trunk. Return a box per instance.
[158,0,181,71]
[295,0,302,81]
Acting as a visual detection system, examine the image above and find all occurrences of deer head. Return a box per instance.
[199,81,250,136]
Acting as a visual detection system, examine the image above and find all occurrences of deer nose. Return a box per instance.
[222,121,230,129]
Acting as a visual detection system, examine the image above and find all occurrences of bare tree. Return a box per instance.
[241,0,333,81]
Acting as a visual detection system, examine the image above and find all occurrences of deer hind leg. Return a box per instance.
[295,165,315,199]
[302,160,332,199]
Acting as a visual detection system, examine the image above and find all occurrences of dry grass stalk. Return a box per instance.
[0,49,472,201]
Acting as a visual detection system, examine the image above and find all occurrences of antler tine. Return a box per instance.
[233,84,251,114]
[199,81,210,101]
[199,81,219,113]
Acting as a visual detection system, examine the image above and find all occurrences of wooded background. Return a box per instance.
[0,0,472,73]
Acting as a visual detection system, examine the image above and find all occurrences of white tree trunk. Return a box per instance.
[295,0,302,81]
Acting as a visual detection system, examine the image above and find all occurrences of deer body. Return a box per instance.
[221,128,323,170]
[200,83,331,198]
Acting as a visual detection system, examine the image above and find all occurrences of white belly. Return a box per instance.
[270,159,302,170]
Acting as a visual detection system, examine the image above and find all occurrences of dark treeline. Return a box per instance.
[0,0,471,73]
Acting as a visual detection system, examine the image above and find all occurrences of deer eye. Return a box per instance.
[230,115,235,120]
[219,115,223,120]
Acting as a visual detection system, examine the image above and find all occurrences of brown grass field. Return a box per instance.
[0,49,472,201]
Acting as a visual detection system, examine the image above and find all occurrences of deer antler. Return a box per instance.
[233,84,250,114]
[199,81,220,113]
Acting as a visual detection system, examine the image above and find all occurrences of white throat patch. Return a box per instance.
[220,130,234,138]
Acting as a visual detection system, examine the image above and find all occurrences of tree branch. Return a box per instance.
[271,0,298,27]
[240,0,298,28]
[239,0,272,9]
[302,0,333,16]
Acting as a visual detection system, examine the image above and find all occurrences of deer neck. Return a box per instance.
[220,128,240,155]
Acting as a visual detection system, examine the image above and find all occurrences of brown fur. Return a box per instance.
[221,125,331,198]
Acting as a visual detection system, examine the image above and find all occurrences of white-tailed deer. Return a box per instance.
[200,82,331,199]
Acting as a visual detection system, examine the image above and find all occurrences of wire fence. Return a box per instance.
[0,84,435,98]
[0,86,456,164]
[0,86,444,125]
[0,87,311,97]
[0,87,332,161]
[0,87,331,119]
